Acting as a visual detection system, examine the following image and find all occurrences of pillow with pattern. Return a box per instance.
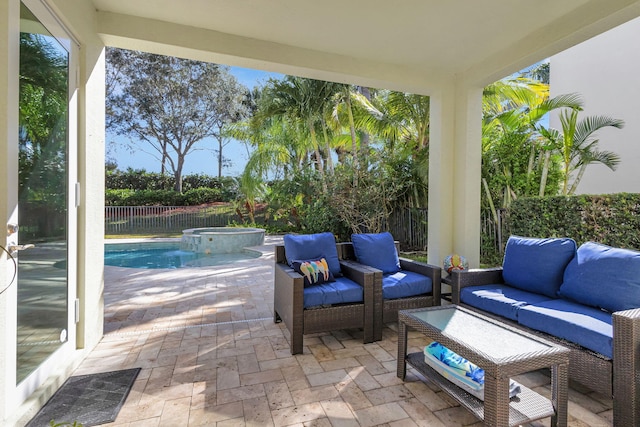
[292,258,335,287]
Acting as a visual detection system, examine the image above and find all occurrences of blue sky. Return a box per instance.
[108,66,283,177]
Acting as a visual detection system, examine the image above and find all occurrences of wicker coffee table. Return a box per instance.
[397,305,569,427]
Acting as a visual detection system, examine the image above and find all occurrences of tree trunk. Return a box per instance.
[308,120,327,193]
[568,163,588,195]
[345,88,358,187]
[217,137,223,178]
[539,150,551,196]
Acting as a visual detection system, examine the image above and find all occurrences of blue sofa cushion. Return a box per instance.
[502,236,577,298]
[291,258,335,287]
[382,270,432,300]
[518,298,613,358]
[351,232,400,274]
[303,276,363,308]
[559,241,640,313]
[460,284,554,321]
[284,232,341,276]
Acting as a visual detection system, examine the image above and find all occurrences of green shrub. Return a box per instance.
[182,188,222,205]
[508,193,640,250]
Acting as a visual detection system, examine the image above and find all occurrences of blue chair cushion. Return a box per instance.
[517,298,613,358]
[502,236,577,298]
[559,241,640,313]
[382,270,432,299]
[460,284,554,321]
[303,276,363,308]
[284,232,341,276]
[351,232,400,274]
[291,258,335,287]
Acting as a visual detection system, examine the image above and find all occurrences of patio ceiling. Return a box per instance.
[93,0,640,93]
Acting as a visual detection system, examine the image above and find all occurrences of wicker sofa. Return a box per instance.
[448,235,640,426]
[273,233,380,354]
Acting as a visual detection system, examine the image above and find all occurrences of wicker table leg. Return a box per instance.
[551,362,569,427]
[483,375,511,427]
[397,320,408,380]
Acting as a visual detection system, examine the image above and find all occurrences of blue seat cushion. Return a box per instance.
[559,241,640,313]
[351,232,400,274]
[502,236,577,298]
[303,276,363,308]
[284,232,341,276]
[382,270,432,299]
[518,298,613,358]
[460,284,554,321]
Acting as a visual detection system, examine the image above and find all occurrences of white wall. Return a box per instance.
[550,17,640,195]
[1,0,106,425]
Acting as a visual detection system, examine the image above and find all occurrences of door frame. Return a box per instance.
[11,0,79,408]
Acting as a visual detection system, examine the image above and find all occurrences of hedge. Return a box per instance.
[507,193,640,250]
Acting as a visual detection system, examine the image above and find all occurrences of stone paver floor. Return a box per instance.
[76,236,613,426]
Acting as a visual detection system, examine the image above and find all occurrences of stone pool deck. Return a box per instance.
[72,236,614,426]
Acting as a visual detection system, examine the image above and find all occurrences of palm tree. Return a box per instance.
[554,108,624,195]
[257,76,342,193]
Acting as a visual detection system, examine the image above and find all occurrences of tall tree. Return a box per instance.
[553,107,624,195]
[256,76,342,193]
[106,48,249,191]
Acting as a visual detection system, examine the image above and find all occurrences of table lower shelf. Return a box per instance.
[406,352,556,427]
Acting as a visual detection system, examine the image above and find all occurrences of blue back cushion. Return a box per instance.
[351,232,400,274]
[284,232,341,276]
[559,242,640,312]
[502,236,576,298]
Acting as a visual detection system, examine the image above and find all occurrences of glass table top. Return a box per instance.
[408,306,553,359]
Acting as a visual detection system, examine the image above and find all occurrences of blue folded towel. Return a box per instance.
[425,341,485,385]
[424,341,521,400]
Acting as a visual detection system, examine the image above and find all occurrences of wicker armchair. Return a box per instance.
[448,268,640,426]
[340,239,441,341]
[273,244,379,355]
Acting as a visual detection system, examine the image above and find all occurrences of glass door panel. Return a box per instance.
[17,2,70,384]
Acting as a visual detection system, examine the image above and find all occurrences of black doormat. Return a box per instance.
[26,368,141,427]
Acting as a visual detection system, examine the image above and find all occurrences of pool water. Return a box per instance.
[104,243,261,269]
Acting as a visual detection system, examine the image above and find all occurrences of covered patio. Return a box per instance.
[2,0,640,425]
[90,238,612,426]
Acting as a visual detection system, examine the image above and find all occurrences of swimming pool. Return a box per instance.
[104,242,262,269]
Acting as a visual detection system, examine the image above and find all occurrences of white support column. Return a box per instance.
[428,80,483,268]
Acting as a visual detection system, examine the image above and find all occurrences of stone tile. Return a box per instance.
[293,385,340,406]
[159,396,191,426]
[364,384,413,405]
[319,357,361,372]
[306,369,349,387]
[335,380,373,411]
[402,381,450,412]
[271,402,326,426]
[217,383,266,405]
[320,399,359,427]
[353,402,409,427]
[243,396,274,426]
[264,380,295,410]
[397,398,447,427]
[346,366,381,391]
[240,368,283,386]
[188,401,244,426]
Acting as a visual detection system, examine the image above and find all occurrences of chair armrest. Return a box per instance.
[448,267,504,304]
[612,308,640,425]
[399,257,441,303]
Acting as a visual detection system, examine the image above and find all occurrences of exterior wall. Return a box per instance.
[550,17,640,195]
[0,0,105,425]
